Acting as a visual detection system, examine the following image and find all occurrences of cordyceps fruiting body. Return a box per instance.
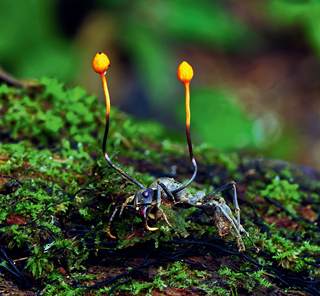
[92,53,248,251]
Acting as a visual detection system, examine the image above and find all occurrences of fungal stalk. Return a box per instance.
[173,61,198,193]
[92,52,145,189]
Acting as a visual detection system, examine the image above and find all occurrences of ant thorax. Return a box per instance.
[133,178,184,208]
[150,177,183,191]
[147,177,208,204]
[150,177,194,202]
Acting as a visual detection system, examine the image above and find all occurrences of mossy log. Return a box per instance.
[0,80,319,295]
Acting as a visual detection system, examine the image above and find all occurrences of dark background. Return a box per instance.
[1,0,320,167]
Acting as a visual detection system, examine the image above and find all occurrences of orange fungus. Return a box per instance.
[177,61,194,83]
[92,52,110,75]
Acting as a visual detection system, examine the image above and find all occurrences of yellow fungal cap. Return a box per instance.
[92,52,110,74]
[177,61,194,83]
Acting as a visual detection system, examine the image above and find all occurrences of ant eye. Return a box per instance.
[142,189,153,198]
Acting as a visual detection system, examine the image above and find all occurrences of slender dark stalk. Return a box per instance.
[173,81,197,193]
[100,74,145,189]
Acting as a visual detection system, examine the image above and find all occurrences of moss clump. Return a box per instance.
[104,261,212,295]
[260,177,302,215]
[0,79,319,295]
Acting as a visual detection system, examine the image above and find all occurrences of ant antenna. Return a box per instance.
[172,61,198,194]
[92,52,145,189]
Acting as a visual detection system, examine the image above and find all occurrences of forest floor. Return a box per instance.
[0,79,319,295]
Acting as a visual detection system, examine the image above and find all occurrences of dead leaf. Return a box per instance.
[6,214,27,225]
[299,205,318,222]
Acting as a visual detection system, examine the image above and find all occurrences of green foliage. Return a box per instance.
[0,0,258,155]
[0,78,100,147]
[40,271,84,296]
[0,142,89,190]
[262,232,320,273]
[190,88,258,149]
[268,0,320,55]
[0,0,77,80]
[112,0,256,108]
[155,261,205,289]
[218,266,272,294]
[260,176,301,215]
[26,246,54,279]
[110,261,213,295]
[113,262,272,295]
[1,0,312,155]
[0,77,167,180]
[0,80,319,295]
[134,0,255,49]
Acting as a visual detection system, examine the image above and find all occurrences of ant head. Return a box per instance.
[134,188,155,217]
[134,188,154,207]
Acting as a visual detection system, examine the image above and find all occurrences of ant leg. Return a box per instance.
[119,195,134,216]
[229,182,247,235]
[156,183,172,227]
[209,181,236,195]
[230,182,241,228]
[220,205,240,235]
[159,182,176,203]
[214,202,245,251]
[204,199,241,238]
[209,181,243,230]
[106,207,119,239]
[158,207,172,227]
[156,182,162,207]
[145,222,159,231]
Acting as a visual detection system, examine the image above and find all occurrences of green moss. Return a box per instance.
[218,266,272,294]
[105,261,215,295]
[261,231,320,273]
[0,79,319,295]
[260,177,302,215]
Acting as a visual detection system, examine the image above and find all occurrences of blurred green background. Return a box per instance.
[1,0,320,167]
